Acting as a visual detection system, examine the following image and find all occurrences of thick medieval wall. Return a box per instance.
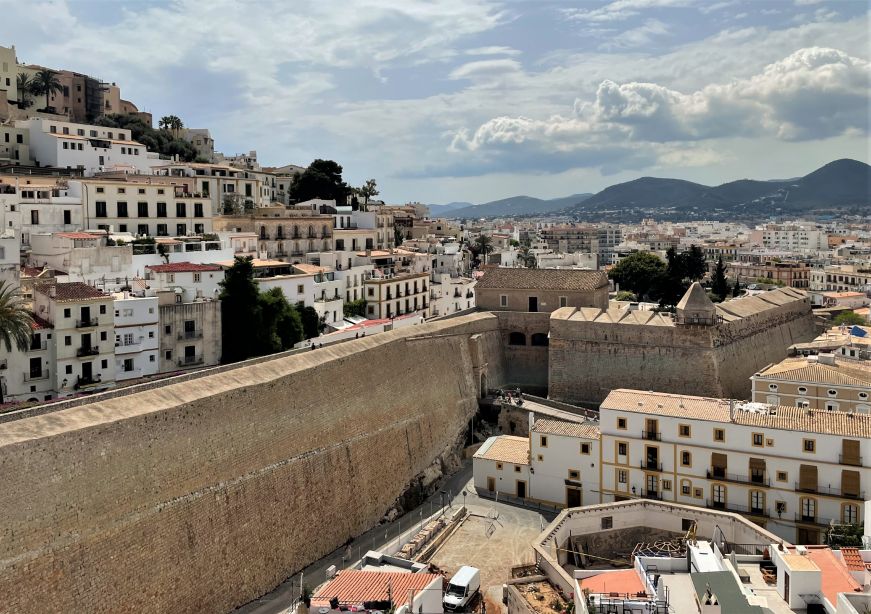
[0,313,504,614]
[548,293,817,405]
[492,311,551,394]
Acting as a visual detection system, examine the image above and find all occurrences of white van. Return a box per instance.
[443,566,481,611]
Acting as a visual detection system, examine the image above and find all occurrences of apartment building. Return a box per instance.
[33,282,115,396]
[730,260,811,288]
[74,177,213,237]
[751,225,827,253]
[811,264,871,293]
[752,354,871,413]
[475,268,609,313]
[153,162,267,214]
[0,176,82,246]
[599,389,869,544]
[112,293,159,382]
[364,271,430,319]
[17,118,161,174]
[0,124,33,165]
[157,290,222,372]
[0,313,55,403]
[179,128,215,162]
[144,262,224,301]
[428,273,475,318]
[213,207,333,261]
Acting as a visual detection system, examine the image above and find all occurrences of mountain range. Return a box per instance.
[433,159,870,221]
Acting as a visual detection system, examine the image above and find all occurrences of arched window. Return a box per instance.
[259,226,267,239]
[508,332,526,346]
[531,333,549,347]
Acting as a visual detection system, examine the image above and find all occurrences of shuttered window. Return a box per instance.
[711,453,728,469]
[798,464,818,491]
[842,439,860,465]
[841,470,860,498]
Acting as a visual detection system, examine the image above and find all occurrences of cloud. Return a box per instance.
[448,59,523,81]
[562,0,694,23]
[464,46,521,56]
[602,18,671,49]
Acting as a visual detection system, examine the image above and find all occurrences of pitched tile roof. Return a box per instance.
[800,547,862,606]
[145,262,222,273]
[475,267,608,292]
[312,571,441,607]
[474,435,529,465]
[29,313,52,330]
[756,359,871,387]
[532,418,600,440]
[37,282,108,302]
[839,548,865,572]
[601,389,871,438]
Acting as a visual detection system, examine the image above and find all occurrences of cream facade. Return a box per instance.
[157,291,222,372]
[113,293,159,381]
[364,271,429,319]
[752,355,871,413]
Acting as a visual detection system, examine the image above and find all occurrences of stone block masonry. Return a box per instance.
[0,313,505,614]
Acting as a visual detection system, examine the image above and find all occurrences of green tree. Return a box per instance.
[474,234,494,265]
[732,277,741,298]
[16,73,34,109]
[343,299,367,318]
[31,68,63,111]
[833,311,866,327]
[684,245,708,282]
[614,291,637,302]
[159,114,184,138]
[289,159,349,204]
[608,252,666,300]
[711,256,729,302]
[358,179,379,206]
[98,114,199,162]
[0,281,35,404]
[394,226,404,246]
[298,304,324,339]
[219,256,262,362]
[258,287,304,352]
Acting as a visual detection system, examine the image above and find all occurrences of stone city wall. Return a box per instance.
[0,313,504,614]
[492,311,551,393]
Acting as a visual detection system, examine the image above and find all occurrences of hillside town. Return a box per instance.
[0,28,870,614]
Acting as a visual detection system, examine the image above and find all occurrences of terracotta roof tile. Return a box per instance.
[839,548,865,572]
[36,282,108,302]
[532,418,600,440]
[474,435,529,465]
[475,268,608,292]
[312,571,440,607]
[29,313,52,330]
[757,359,871,387]
[601,389,871,438]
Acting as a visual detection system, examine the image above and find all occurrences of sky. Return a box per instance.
[4,0,870,204]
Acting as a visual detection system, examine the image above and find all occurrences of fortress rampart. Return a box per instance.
[547,288,817,405]
[0,313,504,614]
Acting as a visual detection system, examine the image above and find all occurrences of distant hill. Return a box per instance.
[445,193,593,218]
[566,159,871,219]
[427,202,473,217]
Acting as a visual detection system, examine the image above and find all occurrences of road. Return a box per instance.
[235,462,480,614]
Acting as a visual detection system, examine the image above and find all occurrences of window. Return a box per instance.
[828,389,838,397]
[768,383,778,391]
[798,386,807,395]
[800,497,816,520]
[860,392,869,400]
[156,202,167,217]
[617,442,627,456]
[617,417,627,430]
[713,428,725,442]
[117,187,125,194]
[752,433,764,447]
[165,350,172,360]
[96,186,104,193]
[156,224,168,236]
[193,273,201,283]
[679,424,691,437]
[95,201,107,217]
[117,202,128,217]
[601,516,613,529]
[101,359,108,368]
[514,465,521,473]
[194,202,203,217]
[843,504,859,524]
[137,224,148,236]
[537,454,544,461]
[776,471,787,482]
[681,480,691,495]
[693,487,703,498]
[496,462,503,470]
[157,189,165,195]
[803,439,815,453]
[99,305,106,315]
[617,469,627,484]
[662,479,672,491]
[681,451,692,467]
[568,470,579,480]
[499,294,508,307]
[123,358,134,372]
[297,285,304,294]
[559,296,567,308]
[63,308,71,318]
[712,484,726,507]
[775,501,786,516]
[176,202,186,217]
[30,210,39,225]
[65,365,72,374]
[138,202,149,217]
[580,442,590,455]
[539,436,548,448]
[64,335,72,346]
[825,401,839,411]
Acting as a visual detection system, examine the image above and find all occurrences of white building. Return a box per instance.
[112,293,159,381]
[0,312,55,404]
[144,262,224,302]
[17,118,162,174]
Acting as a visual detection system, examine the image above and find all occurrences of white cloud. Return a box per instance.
[449,59,523,81]
[602,18,671,49]
[464,46,521,56]
[563,0,694,23]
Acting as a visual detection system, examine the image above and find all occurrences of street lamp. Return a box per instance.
[462,489,467,511]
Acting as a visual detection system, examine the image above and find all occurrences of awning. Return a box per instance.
[711,453,728,469]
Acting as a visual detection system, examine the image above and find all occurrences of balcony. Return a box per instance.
[639,489,662,501]
[794,513,836,527]
[76,318,99,328]
[75,374,101,388]
[29,340,48,351]
[76,346,100,357]
[24,371,49,382]
[794,482,864,500]
[839,455,862,466]
[641,430,661,441]
[706,470,770,487]
[177,355,204,367]
[177,330,203,340]
[707,500,768,518]
[640,461,664,472]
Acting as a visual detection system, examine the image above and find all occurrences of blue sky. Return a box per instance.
[4,0,869,204]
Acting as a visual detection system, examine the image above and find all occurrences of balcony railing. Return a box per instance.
[24,371,49,382]
[76,346,100,357]
[177,330,203,340]
[794,513,836,527]
[76,374,101,388]
[640,461,664,472]
[839,455,862,466]
[76,318,99,328]
[706,470,770,487]
[639,489,661,501]
[177,355,204,367]
[641,430,661,441]
[794,482,864,500]
[29,340,48,351]
[707,500,768,517]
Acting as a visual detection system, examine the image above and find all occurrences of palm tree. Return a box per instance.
[31,68,63,111]
[16,73,34,109]
[474,234,494,262]
[0,281,34,404]
[159,115,184,138]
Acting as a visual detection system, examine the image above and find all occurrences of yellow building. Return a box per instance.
[752,355,871,413]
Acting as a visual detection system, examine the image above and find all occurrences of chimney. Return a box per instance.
[729,399,736,421]
[528,411,535,432]
[49,285,56,298]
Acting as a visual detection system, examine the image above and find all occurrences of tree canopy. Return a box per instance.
[833,311,866,327]
[711,256,729,302]
[608,252,666,300]
[289,159,349,204]
[96,114,202,162]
